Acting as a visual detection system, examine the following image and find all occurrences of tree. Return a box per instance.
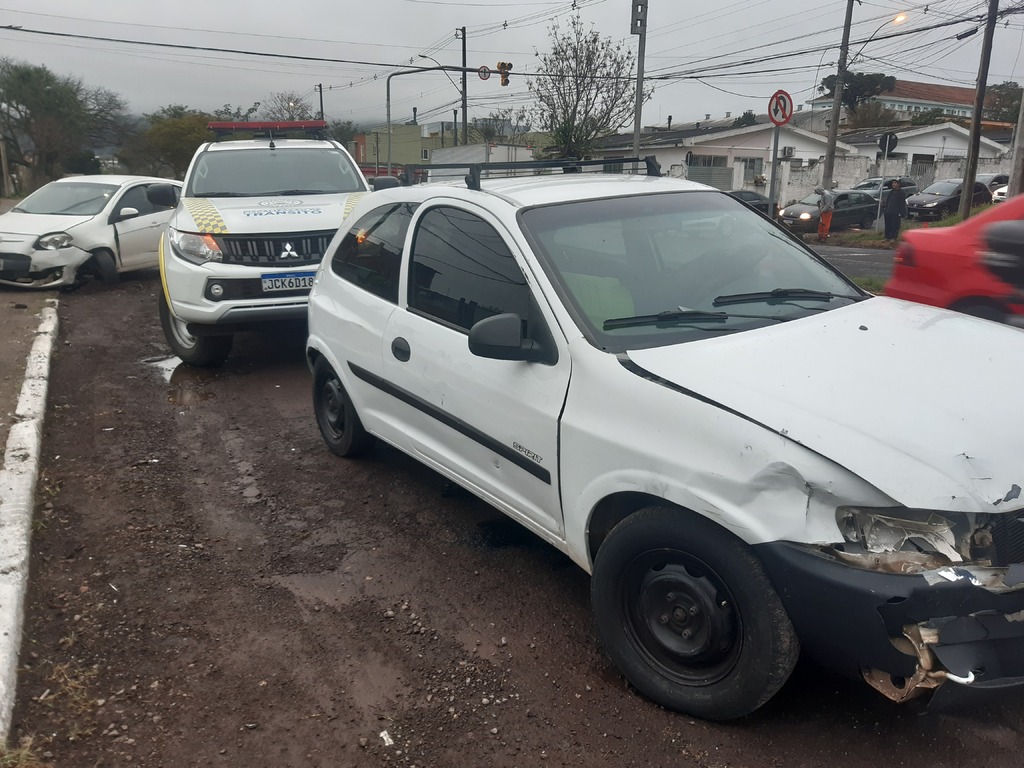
[984,81,1022,123]
[327,119,359,145]
[118,105,212,178]
[818,72,896,113]
[528,15,651,157]
[846,101,897,129]
[260,92,314,121]
[911,107,947,126]
[211,102,262,122]
[731,110,757,128]
[487,107,532,145]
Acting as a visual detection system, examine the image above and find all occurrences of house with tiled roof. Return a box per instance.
[809,78,975,121]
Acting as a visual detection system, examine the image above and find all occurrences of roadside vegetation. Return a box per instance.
[803,203,995,249]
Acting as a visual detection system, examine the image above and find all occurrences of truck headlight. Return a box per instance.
[36,232,73,250]
[169,229,223,264]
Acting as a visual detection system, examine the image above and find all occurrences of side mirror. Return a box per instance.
[468,313,552,364]
[146,183,179,208]
[115,206,140,221]
[371,176,401,191]
[982,220,1024,289]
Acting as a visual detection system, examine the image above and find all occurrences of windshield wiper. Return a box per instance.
[271,189,330,195]
[604,309,730,330]
[713,288,861,306]
[198,192,249,198]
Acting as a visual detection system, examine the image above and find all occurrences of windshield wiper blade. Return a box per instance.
[198,192,249,198]
[603,309,730,330]
[713,288,859,306]
[272,189,327,195]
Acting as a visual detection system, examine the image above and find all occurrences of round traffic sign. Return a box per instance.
[768,90,794,127]
[478,66,491,81]
[878,132,899,153]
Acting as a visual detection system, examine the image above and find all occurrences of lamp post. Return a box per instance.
[387,65,473,174]
[419,55,464,146]
[821,7,907,189]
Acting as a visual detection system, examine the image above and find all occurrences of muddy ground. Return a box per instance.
[8,271,1024,767]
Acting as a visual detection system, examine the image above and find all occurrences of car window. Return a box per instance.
[409,206,530,332]
[975,183,988,194]
[922,181,959,195]
[834,194,849,207]
[14,181,120,216]
[853,179,879,190]
[188,147,365,197]
[116,186,156,216]
[799,192,820,205]
[331,203,417,303]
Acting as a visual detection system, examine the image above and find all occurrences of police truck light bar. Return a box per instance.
[207,120,328,139]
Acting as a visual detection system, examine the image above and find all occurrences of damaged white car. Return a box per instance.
[306,158,1024,720]
[0,175,180,289]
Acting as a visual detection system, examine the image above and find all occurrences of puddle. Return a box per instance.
[143,355,216,406]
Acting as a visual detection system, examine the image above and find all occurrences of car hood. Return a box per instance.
[0,211,94,237]
[169,192,369,235]
[780,203,818,216]
[625,296,1024,514]
[907,192,954,205]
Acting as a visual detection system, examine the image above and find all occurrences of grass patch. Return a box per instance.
[853,276,886,294]
[807,203,993,249]
[0,736,52,767]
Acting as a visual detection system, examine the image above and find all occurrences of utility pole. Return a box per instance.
[822,0,856,190]
[960,0,1000,221]
[316,83,324,120]
[460,27,468,146]
[1009,86,1024,198]
[630,0,649,159]
[453,109,459,147]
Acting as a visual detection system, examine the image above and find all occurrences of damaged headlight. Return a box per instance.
[169,229,223,265]
[36,232,73,250]
[833,507,971,573]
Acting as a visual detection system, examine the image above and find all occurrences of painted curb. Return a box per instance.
[0,301,58,741]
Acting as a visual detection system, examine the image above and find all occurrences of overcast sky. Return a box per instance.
[1,0,1022,132]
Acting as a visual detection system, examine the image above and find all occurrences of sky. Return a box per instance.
[1,0,1023,133]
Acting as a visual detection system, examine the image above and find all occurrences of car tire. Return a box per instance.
[938,205,952,219]
[158,291,233,367]
[952,301,1005,323]
[312,357,373,458]
[861,213,875,229]
[91,249,119,284]
[591,505,799,720]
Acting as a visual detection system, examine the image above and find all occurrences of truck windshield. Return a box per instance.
[188,147,365,197]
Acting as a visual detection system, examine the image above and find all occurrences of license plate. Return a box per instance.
[261,271,316,292]
[783,218,795,225]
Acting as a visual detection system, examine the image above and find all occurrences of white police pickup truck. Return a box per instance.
[148,121,385,366]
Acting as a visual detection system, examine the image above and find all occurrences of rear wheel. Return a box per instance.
[158,291,233,366]
[591,506,799,720]
[313,357,373,457]
[861,212,875,229]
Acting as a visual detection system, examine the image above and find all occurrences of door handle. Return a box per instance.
[391,337,411,362]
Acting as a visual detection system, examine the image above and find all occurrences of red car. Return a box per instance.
[883,194,1024,322]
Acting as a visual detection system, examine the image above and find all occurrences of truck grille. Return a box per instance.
[215,230,335,267]
[991,510,1024,566]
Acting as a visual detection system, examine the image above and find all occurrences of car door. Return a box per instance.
[112,183,178,269]
[832,193,852,227]
[974,182,992,204]
[378,202,570,537]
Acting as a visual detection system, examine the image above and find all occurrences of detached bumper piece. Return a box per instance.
[757,542,1024,709]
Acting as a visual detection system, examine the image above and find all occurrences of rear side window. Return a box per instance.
[331,203,417,303]
[409,206,530,332]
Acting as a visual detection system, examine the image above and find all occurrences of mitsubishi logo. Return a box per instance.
[279,242,300,260]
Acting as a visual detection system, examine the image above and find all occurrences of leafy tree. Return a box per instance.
[327,119,359,145]
[911,107,947,126]
[731,110,757,128]
[984,81,1022,122]
[818,72,896,113]
[118,105,212,178]
[0,58,131,187]
[260,92,314,121]
[528,15,651,157]
[211,102,262,122]
[846,101,897,129]
[65,150,102,175]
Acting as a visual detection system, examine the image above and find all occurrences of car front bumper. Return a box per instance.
[778,217,817,233]
[756,541,1024,709]
[0,246,92,289]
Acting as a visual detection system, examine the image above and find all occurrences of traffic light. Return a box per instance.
[497,61,513,87]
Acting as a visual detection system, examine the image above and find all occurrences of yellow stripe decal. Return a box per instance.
[183,198,229,234]
[343,192,367,219]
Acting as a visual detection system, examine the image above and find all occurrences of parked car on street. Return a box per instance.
[852,175,918,203]
[307,157,1024,720]
[778,189,878,233]
[905,178,991,220]
[0,175,180,289]
[884,192,1024,322]
[725,189,777,218]
[992,184,1009,203]
[976,172,1010,193]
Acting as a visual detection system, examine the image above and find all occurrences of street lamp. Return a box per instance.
[849,13,907,67]
[821,7,908,189]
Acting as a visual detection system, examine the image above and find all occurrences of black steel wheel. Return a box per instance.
[313,357,373,457]
[591,506,799,720]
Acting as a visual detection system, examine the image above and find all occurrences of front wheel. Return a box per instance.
[313,357,373,457]
[591,506,799,720]
[861,213,875,229]
[158,292,233,366]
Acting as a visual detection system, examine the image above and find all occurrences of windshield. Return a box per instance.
[922,181,959,196]
[853,179,881,190]
[798,192,821,205]
[520,191,864,352]
[14,182,119,216]
[188,147,365,197]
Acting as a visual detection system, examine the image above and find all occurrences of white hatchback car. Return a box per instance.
[306,159,1024,720]
[0,175,180,289]
[992,184,1009,203]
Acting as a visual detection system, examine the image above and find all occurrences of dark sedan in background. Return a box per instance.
[906,179,992,220]
[726,189,778,218]
[778,189,878,233]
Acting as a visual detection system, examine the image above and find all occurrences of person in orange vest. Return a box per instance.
[814,186,836,243]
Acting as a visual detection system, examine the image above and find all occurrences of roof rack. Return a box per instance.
[207,120,329,140]
[401,156,662,191]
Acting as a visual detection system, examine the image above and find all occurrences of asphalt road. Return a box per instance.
[812,244,895,281]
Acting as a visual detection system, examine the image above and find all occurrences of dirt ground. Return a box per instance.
[7,272,1024,767]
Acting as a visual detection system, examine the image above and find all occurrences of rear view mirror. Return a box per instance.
[371,176,401,191]
[146,183,179,208]
[982,220,1024,289]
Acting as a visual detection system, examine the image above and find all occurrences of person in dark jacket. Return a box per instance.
[883,179,908,243]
